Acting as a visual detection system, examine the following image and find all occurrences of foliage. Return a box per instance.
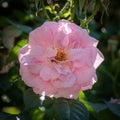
[0,0,120,120]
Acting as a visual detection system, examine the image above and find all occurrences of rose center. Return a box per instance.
[55,49,67,61]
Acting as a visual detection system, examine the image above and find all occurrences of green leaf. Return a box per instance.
[23,89,41,110]
[51,98,72,120]
[78,91,94,112]
[31,109,44,120]
[44,98,89,120]
[0,112,16,120]
[67,99,89,120]
[23,89,52,110]
[7,39,27,63]
[105,102,120,117]
[6,19,32,34]
[88,102,107,112]
[0,74,11,91]
[2,107,20,115]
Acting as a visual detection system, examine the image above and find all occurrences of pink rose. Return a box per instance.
[19,20,104,99]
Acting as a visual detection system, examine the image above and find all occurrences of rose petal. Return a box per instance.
[68,48,93,67]
[29,21,58,48]
[74,66,97,90]
[54,84,79,98]
[40,65,59,81]
[51,73,76,88]
[55,64,72,75]
[33,80,56,96]
[19,45,31,65]
[93,49,104,69]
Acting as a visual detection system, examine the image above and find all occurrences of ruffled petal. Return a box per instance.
[19,45,31,65]
[55,64,72,75]
[93,49,104,69]
[68,48,93,68]
[51,73,76,88]
[54,84,80,98]
[33,80,56,96]
[74,66,97,90]
[29,21,58,48]
[40,65,59,81]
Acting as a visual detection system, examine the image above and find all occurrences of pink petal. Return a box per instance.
[33,80,56,96]
[46,48,57,58]
[31,46,57,61]
[28,64,42,75]
[19,45,31,65]
[30,45,46,61]
[68,48,93,67]
[54,84,80,98]
[40,65,59,81]
[20,65,38,87]
[54,31,67,49]
[67,29,89,48]
[74,66,97,90]
[55,64,72,75]
[51,73,76,88]
[54,21,71,49]
[19,45,46,65]
[20,65,56,95]
[88,47,104,69]
[58,20,72,34]
[29,22,58,48]
[89,36,98,47]
[93,49,104,69]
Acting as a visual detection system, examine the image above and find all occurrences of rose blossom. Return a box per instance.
[19,19,104,99]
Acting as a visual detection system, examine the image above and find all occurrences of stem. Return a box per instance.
[58,1,70,16]
[50,5,60,21]
[70,0,78,21]
[86,6,99,25]
[41,0,50,20]
[80,3,99,28]
[98,0,108,15]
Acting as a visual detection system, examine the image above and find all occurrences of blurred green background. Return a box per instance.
[0,0,120,120]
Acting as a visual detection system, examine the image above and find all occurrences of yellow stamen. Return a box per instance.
[55,49,67,61]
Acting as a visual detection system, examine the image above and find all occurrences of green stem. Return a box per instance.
[97,0,108,15]
[70,0,78,21]
[58,1,70,17]
[50,5,60,21]
[80,4,99,28]
[41,0,50,20]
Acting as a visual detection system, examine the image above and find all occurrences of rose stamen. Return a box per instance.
[55,49,67,61]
